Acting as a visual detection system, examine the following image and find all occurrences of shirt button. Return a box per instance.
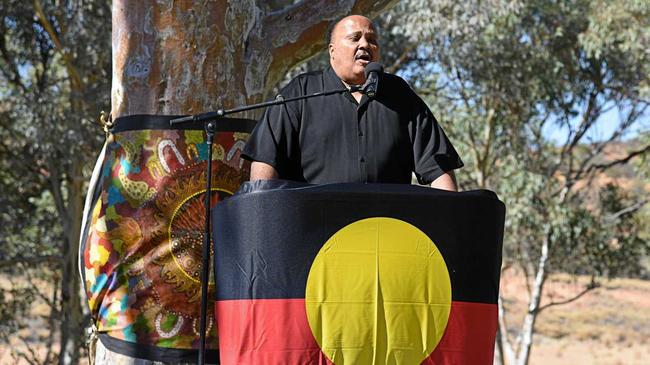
[360,157,365,163]
[358,131,364,136]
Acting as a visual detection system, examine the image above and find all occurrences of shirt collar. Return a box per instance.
[324,67,346,89]
[325,67,366,106]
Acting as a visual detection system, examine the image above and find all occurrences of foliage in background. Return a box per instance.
[0,0,110,363]
[379,1,649,364]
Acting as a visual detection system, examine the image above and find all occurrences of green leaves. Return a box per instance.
[1,0,110,361]
[381,0,649,277]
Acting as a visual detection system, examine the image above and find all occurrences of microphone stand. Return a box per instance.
[169,84,359,365]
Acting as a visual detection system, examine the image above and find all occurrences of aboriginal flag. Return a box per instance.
[213,181,505,365]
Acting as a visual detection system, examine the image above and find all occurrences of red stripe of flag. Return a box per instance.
[424,301,497,365]
[216,300,496,364]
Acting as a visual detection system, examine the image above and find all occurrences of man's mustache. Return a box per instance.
[355,51,372,60]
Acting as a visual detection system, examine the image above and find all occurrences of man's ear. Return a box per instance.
[328,43,334,59]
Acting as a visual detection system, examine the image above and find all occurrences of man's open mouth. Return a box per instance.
[355,53,371,62]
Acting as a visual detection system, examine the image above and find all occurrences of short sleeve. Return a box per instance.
[242,76,305,180]
[241,99,300,177]
[411,106,464,185]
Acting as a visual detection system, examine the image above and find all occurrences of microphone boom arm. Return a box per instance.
[170,86,359,126]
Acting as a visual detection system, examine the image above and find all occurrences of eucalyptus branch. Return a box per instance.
[552,91,600,179]
[537,277,599,313]
[32,0,84,92]
[386,43,418,74]
[605,199,648,222]
[531,111,552,163]
[0,24,27,93]
[21,263,59,308]
[480,106,496,187]
[417,79,453,97]
[451,63,483,183]
[547,91,604,198]
[46,160,69,229]
[43,279,60,364]
[35,35,52,95]
[570,104,644,183]
[568,92,600,151]
[584,144,650,175]
[497,294,516,365]
[54,6,67,36]
[603,83,650,104]
[16,336,41,365]
[519,259,533,298]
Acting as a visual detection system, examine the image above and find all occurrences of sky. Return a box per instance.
[542,104,650,145]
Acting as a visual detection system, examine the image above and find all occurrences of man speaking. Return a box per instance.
[243,15,463,190]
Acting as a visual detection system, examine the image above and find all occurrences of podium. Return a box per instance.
[212,181,505,365]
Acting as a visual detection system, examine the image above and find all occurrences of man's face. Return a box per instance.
[329,16,380,85]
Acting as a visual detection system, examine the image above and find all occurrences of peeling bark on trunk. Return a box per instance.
[497,224,553,365]
[111,0,399,119]
[514,227,550,365]
[497,295,516,365]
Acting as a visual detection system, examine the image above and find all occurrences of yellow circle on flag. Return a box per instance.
[305,217,452,365]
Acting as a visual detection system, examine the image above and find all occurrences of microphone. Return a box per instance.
[363,62,383,99]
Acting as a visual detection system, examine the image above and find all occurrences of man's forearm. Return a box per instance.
[430,171,457,191]
[250,161,279,181]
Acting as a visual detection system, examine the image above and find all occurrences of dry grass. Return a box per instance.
[2,271,649,364]
[0,272,61,365]
[501,271,650,365]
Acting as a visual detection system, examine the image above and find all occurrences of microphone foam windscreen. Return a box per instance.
[364,62,384,78]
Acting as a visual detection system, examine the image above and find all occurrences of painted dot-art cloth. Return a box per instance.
[80,115,253,363]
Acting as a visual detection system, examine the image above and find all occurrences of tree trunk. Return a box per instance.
[497,294,516,365]
[111,0,399,119]
[514,226,551,365]
[61,162,86,365]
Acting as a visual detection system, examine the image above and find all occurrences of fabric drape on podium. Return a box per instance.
[213,181,505,365]
[79,115,254,363]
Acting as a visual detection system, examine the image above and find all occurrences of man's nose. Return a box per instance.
[358,36,370,49]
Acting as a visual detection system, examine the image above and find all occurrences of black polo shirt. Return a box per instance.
[243,67,463,184]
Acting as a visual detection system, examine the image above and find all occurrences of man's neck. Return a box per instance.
[340,79,361,90]
[340,79,364,103]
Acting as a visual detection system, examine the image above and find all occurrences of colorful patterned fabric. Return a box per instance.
[81,118,249,362]
[94,338,199,365]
